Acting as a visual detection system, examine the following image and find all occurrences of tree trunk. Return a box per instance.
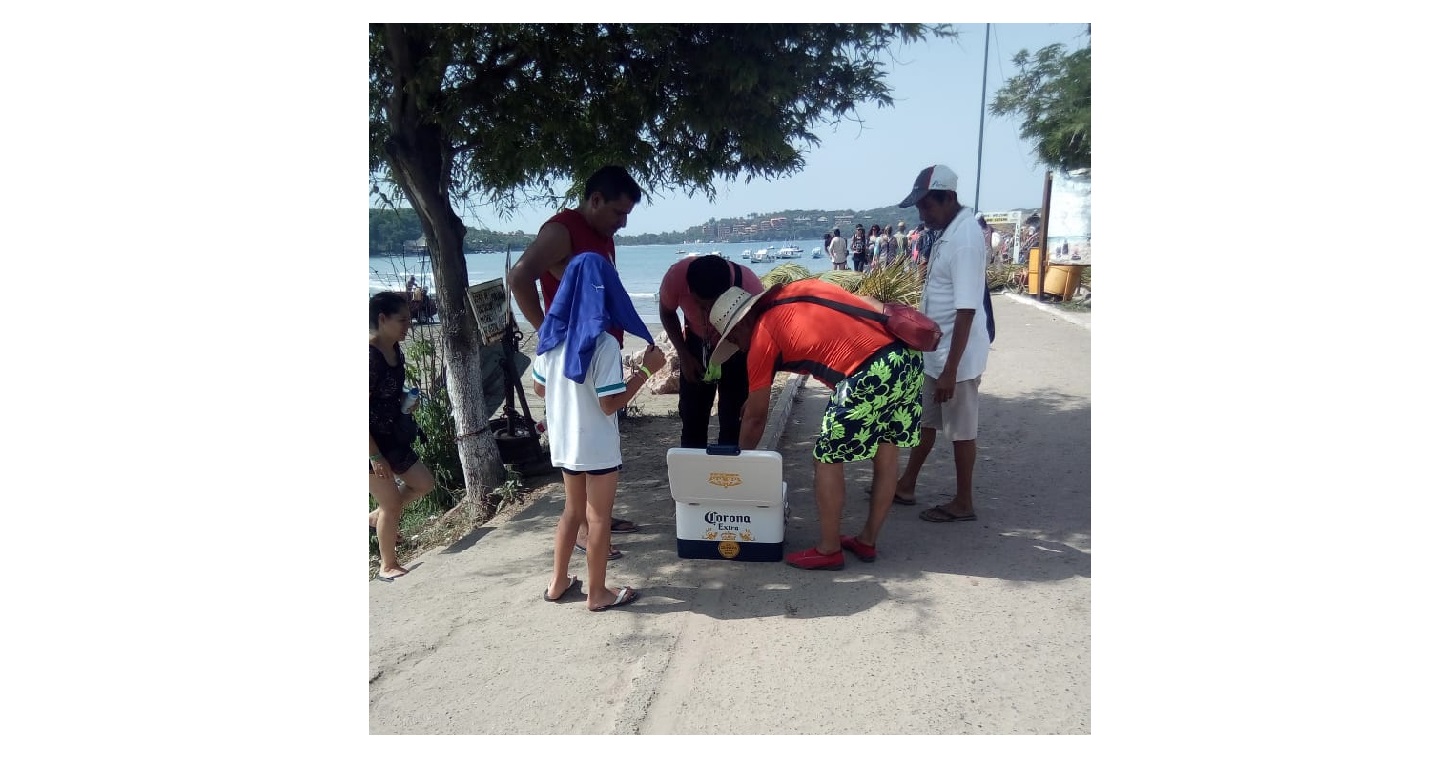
[381,25,505,514]
[391,148,506,511]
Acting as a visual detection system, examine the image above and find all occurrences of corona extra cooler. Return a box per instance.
[666,448,788,561]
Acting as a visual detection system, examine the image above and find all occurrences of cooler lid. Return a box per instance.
[666,448,785,506]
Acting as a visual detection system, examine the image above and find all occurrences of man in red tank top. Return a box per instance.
[509,166,643,337]
[508,165,646,546]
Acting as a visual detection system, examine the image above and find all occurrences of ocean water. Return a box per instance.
[367,241,833,325]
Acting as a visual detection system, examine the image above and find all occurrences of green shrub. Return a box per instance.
[760,262,813,288]
[816,269,863,292]
[987,263,1026,292]
[854,258,922,306]
[757,259,921,306]
[403,339,464,525]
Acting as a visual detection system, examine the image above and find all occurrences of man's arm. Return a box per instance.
[737,389,770,450]
[599,345,667,415]
[934,309,974,403]
[507,222,571,332]
[658,306,702,383]
[658,306,687,356]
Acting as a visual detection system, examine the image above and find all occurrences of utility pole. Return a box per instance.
[973,22,990,212]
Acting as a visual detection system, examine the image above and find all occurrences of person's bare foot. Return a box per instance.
[588,585,638,612]
[918,500,977,522]
[573,542,622,559]
[544,575,580,602]
[377,565,409,581]
[865,483,918,505]
[935,498,974,515]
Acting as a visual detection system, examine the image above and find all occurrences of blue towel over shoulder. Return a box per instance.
[535,252,654,383]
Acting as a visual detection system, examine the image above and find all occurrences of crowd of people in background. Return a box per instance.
[821,219,941,275]
[823,215,1035,273]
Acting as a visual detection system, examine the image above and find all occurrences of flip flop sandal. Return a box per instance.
[574,543,623,560]
[589,586,638,612]
[543,575,581,603]
[919,506,977,523]
[863,485,918,505]
[610,518,639,534]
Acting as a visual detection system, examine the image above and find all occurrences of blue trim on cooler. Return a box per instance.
[677,538,783,562]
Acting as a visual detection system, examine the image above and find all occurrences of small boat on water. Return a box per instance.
[777,246,803,259]
[812,247,823,258]
[750,247,774,263]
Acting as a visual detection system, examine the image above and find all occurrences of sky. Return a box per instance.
[420,23,1092,237]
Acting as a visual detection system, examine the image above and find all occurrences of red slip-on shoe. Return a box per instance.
[784,547,845,570]
[839,535,877,563]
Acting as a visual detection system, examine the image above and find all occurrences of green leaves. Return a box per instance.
[370,24,943,207]
[760,263,814,288]
[990,40,1091,172]
[855,256,923,306]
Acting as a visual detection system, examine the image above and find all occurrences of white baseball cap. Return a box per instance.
[898,164,959,207]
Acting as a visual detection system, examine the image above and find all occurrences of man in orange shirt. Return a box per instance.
[709,280,925,570]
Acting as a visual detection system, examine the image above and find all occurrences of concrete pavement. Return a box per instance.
[369,294,1090,734]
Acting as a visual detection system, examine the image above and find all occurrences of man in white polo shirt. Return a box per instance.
[892,164,991,522]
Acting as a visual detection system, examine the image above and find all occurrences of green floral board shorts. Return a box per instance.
[813,342,924,463]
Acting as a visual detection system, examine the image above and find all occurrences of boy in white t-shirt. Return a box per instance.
[531,252,665,612]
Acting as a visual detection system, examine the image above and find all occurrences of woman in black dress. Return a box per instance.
[369,291,434,581]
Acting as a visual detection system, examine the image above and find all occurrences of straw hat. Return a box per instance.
[707,286,764,365]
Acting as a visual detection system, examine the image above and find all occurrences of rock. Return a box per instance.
[626,335,680,395]
[648,354,681,394]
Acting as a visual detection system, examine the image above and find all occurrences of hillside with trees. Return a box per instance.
[375,200,1039,254]
[370,207,536,255]
[617,201,1036,246]
[376,198,1041,254]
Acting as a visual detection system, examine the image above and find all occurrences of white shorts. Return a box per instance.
[920,375,981,441]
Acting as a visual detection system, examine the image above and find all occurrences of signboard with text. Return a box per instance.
[1046,170,1091,264]
[466,278,513,346]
